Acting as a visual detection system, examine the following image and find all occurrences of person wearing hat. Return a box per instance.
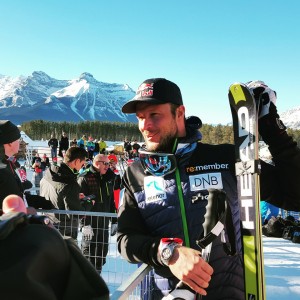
[117,78,300,299]
[0,120,33,206]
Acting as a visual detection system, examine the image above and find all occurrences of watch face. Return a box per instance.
[162,247,172,260]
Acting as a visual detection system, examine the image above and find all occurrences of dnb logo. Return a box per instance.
[144,176,167,203]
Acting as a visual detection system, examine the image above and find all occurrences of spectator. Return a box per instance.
[31,159,43,195]
[78,154,117,272]
[59,131,69,157]
[109,154,122,210]
[132,140,141,158]
[86,137,95,160]
[0,194,109,300]
[124,138,132,159]
[77,135,87,149]
[48,134,58,160]
[117,78,300,299]
[31,152,41,166]
[40,147,88,239]
[99,138,107,154]
[93,139,100,157]
[70,138,78,147]
[41,153,50,170]
[0,120,32,205]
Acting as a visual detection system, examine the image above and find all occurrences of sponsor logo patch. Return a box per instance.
[189,172,223,191]
[144,176,167,203]
[186,163,229,174]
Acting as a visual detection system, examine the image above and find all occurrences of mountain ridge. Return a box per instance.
[0,71,299,129]
[0,71,137,124]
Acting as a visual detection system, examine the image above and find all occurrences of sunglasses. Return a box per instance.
[98,161,110,166]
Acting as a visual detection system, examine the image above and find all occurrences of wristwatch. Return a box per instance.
[159,238,183,266]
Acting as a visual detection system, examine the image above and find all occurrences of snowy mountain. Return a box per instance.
[280,106,300,130]
[0,71,137,124]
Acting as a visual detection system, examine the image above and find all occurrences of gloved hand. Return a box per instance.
[110,223,118,236]
[80,195,95,211]
[246,80,277,119]
[246,80,287,146]
[82,225,94,241]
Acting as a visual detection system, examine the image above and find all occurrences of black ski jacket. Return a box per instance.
[40,163,82,211]
[117,128,300,300]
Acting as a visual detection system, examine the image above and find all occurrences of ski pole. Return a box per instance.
[195,189,227,300]
[162,189,227,300]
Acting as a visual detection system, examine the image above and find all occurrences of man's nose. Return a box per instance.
[140,118,152,131]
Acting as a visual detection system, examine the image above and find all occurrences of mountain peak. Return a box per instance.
[0,71,137,124]
[79,72,96,82]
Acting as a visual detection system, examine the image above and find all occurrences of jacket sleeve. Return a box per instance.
[260,133,300,211]
[117,170,162,267]
[61,185,82,211]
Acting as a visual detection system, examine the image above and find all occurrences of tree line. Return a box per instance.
[20,120,300,146]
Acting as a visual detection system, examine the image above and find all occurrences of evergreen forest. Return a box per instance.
[20,120,300,146]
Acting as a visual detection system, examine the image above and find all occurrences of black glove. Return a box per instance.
[80,195,95,212]
[246,80,287,146]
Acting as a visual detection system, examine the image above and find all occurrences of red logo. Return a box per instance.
[136,83,153,97]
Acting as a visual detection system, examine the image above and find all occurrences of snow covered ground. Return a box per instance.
[264,236,300,299]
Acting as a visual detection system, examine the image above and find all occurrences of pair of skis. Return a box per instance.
[229,83,266,300]
[198,84,265,300]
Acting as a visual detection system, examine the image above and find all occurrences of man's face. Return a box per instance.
[95,157,110,175]
[4,139,20,156]
[74,159,87,171]
[136,103,179,152]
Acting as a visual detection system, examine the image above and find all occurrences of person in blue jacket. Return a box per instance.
[117,78,300,299]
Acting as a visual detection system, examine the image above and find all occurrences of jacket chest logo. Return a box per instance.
[144,176,167,203]
[189,172,223,191]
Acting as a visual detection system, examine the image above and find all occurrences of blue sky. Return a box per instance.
[0,0,299,124]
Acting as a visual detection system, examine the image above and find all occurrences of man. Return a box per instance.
[124,138,132,159]
[40,146,88,239]
[132,140,141,158]
[99,138,107,154]
[78,154,117,272]
[77,135,87,149]
[48,134,58,160]
[59,131,69,157]
[117,78,300,299]
[0,120,32,205]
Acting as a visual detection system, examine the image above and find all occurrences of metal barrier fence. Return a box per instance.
[38,209,153,299]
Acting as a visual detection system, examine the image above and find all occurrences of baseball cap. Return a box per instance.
[122,78,183,113]
[0,120,21,145]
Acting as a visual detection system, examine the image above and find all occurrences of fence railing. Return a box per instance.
[37,209,153,299]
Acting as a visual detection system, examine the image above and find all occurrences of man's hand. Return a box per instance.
[168,246,213,296]
[246,80,277,119]
[246,80,287,144]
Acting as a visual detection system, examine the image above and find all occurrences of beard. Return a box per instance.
[144,132,177,153]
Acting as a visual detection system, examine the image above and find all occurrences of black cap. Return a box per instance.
[122,78,183,113]
[0,120,21,145]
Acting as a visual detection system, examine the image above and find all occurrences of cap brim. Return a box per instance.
[122,98,166,113]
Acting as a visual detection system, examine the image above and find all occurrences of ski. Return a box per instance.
[228,83,266,300]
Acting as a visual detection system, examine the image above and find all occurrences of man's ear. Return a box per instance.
[176,105,185,121]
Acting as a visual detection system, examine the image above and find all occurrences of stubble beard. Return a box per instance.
[144,132,177,153]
